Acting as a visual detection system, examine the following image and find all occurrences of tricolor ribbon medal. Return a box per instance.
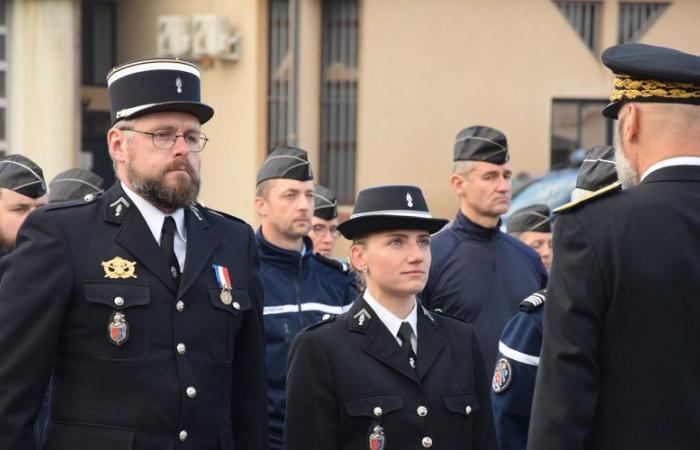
[213,264,233,305]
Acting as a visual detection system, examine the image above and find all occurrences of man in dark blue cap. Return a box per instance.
[491,146,619,450]
[0,154,47,257]
[506,204,553,272]
[308,184,341,258]
[528,43,700,450]
[0,58,269,450]
[422,125,548,373]
[254,145,356,450]
[48,168,104,203]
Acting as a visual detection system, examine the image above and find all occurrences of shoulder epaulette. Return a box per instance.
[313,253,350,273]
[553,181,622,214]
[44,191,101,211]
[197,204,247,225]
[519,289,547,312]
[302,313,336,332]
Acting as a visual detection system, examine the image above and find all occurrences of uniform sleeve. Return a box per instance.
[491,313,542,450]
[231,227,270,450]
[526,213,607,450]
[471,331,499,450]
[0,211,74,450]
[284,331,338,450]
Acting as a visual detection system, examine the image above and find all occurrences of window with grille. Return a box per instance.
[0,0,7,154]
[551,99,613,169]
[553,1,602,54]
[320,0,358,204]
[267,0,298,150]
[618,2,670,44]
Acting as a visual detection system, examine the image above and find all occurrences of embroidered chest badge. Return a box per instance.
[102,257,138,279]
[492,358,513,394]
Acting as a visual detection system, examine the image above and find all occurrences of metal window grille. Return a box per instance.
[618,2,669,44]
[0,0,7,154]
[320,0,358,204]
[82,1,116,86]
[553,1,602,53]
[550,99,612,169]
[267,0,299,150]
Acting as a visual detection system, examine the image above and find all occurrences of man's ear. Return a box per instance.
[254,196,268,219]
[624,104,641,145]
[108,128,128,164]
[450,173,466,197]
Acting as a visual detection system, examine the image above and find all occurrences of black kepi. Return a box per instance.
[338,185,448,239]
[107,58,214,124]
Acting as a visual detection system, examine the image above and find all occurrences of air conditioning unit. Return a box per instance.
[156,16,191,57]
[192,14,241,61]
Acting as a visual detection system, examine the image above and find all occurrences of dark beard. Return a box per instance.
[0,236,13,254]
[127,159,201,211]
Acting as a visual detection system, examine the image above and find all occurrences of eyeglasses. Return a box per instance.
[122,129,209,152]
[311,224,340,238]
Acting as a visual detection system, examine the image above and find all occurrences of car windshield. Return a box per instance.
[502,169,577,224]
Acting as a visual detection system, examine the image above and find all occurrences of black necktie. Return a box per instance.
[161,216,180,286]
[398,321,417,370]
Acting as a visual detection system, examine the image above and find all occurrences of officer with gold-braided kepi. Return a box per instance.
[0,59,268,449]
[491,145,619,450]
[528,43,700,450]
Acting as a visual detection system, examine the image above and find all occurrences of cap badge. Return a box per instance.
[406,193,413,208]
[107,311,129,346]
[102,256,138,279]
[492,358,513,394]
[176,77,183,94]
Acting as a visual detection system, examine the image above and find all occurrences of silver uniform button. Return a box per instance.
[232,301,241,310]
[322,313,331,321]
[176,300,184,312]
[186,386,197,398]
[114,296,124,306]
[177,343,186,355]
[422,436,433,448]
[417,405,428,416]
[84,193,95,202]
[465,405,472,415]
[373,406,383,417]
[179,430,188,442]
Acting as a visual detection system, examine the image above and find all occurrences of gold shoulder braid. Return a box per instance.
[611,75,700,102]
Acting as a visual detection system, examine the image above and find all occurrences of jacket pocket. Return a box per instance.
[209,287,252,363]
[442,393,479,416]
[44,420,134,450]
[84,282,151,362]
[344,393,404,418]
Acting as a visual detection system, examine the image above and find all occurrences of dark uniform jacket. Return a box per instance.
[284,297,497,450]
[0,183,269,450]
[491,290,546,450]
[256,231,356,450]
[422,211,548,371]
[528,165,700,450]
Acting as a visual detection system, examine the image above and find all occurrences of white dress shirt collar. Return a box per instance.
[641,156,700,181]
[363,288,418,353]
[121,182,187,269]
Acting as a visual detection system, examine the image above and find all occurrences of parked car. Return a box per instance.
[501,168,578,227]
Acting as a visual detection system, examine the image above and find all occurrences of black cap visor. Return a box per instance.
[338,215,448,240]
[114,101,214,125]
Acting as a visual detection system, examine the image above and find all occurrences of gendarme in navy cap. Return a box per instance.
[454,125,510,164]
[507,204,551,234]
[338,185,448,239]
[313,185,338,220]
[107,58,214,124]
[554,145,621,213]
[0,154,47,198]
[48,168,104,203]
[602,43,700,119]
[257,145,313,185]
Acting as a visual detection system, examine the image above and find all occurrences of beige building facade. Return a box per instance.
[2,0,699,255]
